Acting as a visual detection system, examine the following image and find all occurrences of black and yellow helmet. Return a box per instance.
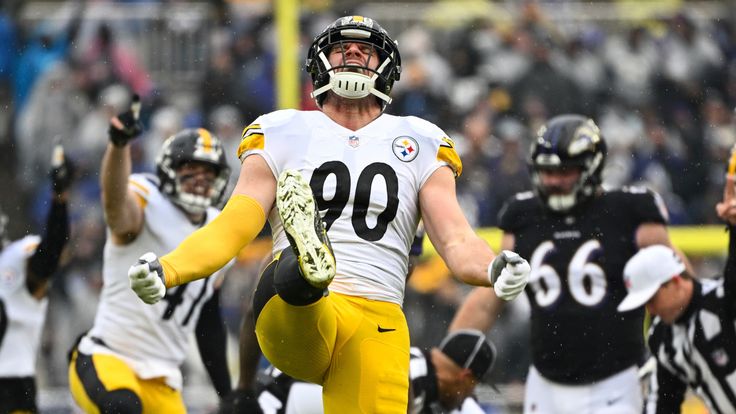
[156,128,230,214]
[306,16,401,111]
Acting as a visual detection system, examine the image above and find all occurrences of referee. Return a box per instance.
[617,176,736,413]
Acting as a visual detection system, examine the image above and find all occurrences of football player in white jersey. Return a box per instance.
[128,16,531,413]
[0,144,72,413]
[68,97,234,413]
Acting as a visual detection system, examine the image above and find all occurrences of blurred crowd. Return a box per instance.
[1,0,735,404]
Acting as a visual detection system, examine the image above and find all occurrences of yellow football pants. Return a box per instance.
[255,290,410,413]
[68,349,186,414]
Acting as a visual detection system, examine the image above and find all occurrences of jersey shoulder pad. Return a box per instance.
[404,115,445,136]
[0,236,41,293]
[128,173,159,203]
[237,110,304,159]
[610,186,669,223]
[12,235,42,258]
[404,116,462,177]
[619,185,652,195]
[498,191,539,230]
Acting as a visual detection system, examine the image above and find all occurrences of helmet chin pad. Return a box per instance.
[173,190,210,216]
[330,71,374,99]
[546,194,577,212]
[310,60,392,104]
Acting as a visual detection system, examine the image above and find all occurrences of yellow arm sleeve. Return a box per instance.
[160,194,267,287]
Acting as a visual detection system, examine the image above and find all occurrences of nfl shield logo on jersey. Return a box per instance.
[392,136,419,162]
[348,135,360,148]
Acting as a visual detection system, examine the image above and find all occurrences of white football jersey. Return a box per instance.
[238,110,461,305]
[0,236,44,377]
[80,174,228,390]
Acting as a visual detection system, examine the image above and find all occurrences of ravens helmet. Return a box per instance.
[529,115,607,212]
[306,16,401,110]
[156,128,230,215]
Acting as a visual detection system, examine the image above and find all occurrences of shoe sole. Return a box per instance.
[277,170,336,288]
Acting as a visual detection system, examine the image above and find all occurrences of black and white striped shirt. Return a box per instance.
[645,227,736,414]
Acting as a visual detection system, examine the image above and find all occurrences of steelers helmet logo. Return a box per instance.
[392,136,419,162]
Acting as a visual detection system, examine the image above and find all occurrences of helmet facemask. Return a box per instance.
[156,128,231,217]
[170,165,228,216]
[306,16,401,111]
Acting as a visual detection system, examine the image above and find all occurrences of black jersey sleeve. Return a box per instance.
[624,187,669,225]
[27,198,69,295]
[497,192,534,233]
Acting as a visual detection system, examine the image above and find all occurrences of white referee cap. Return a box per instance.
[617,245,685,312]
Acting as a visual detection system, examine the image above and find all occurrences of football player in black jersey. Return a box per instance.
[450,114,690,413]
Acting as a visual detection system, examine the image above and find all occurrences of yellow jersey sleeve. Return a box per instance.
[237,123,265,161]
[437,136,462,177]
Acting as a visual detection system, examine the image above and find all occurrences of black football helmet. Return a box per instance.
[529,115,607,212]
[306,16,401,110]
[156,128,230,215]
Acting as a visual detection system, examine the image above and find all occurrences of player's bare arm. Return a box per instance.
[420,167,529,300]
[449,232,515,332]
[419,166,494,287]
[231,153,276,214]
[635,222,693,274]
[101,99,145,245]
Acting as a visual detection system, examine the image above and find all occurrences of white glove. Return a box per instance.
[488,250,530,301]
[128,252,166,304]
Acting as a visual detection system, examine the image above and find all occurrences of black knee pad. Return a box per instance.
[274,249,327,306]
[253,250,328,322]
[253,260,279,321]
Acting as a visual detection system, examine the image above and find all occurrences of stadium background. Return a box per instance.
[2,0,735,412]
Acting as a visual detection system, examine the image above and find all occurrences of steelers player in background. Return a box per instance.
[451,114,691,414]
[0,143,72,413]
[128,16,530,413]
[68,97,233,413]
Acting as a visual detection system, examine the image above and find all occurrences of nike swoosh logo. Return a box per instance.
[377,325,396,333]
